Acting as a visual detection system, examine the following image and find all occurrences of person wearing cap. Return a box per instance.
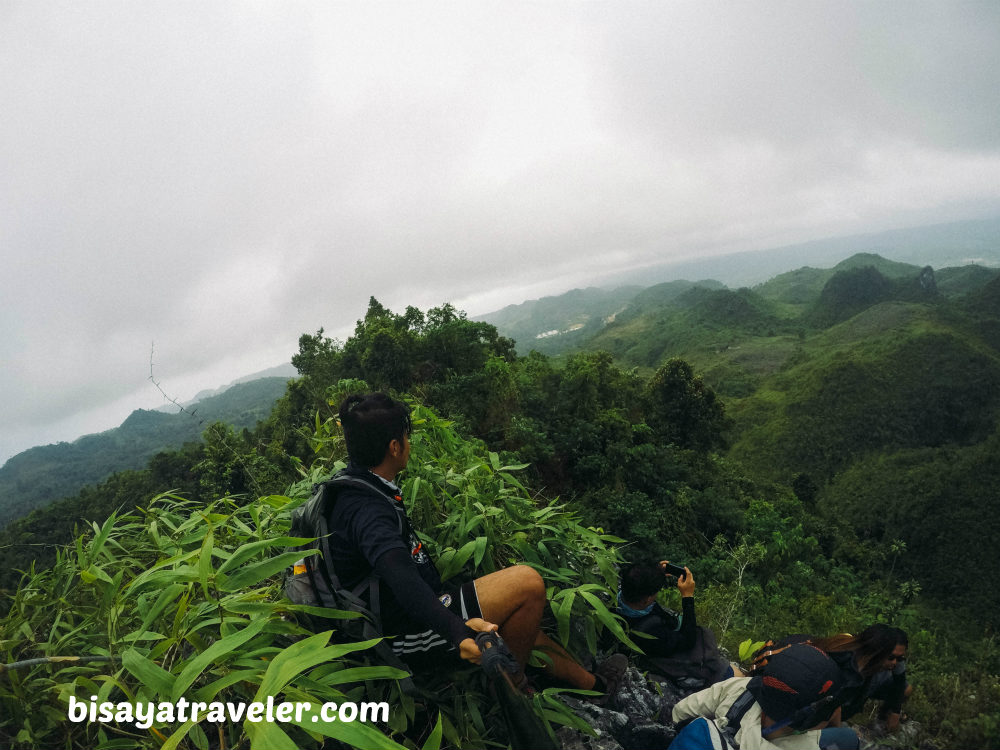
[671,643,843,749]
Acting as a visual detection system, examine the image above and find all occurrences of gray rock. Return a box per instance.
[553,665,698,750]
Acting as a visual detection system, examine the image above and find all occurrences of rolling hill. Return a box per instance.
[0,376,293,528]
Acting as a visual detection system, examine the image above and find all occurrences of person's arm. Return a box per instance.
[636,566,696,657]
[881,666,907,730]
[345,498,491,662]
[373,548,479,650]
[675,567,697,652]
[671,678,732,723]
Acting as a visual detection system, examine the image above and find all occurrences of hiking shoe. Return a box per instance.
[589,653,628,707]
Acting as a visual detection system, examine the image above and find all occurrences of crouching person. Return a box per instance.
[670,643,842,750]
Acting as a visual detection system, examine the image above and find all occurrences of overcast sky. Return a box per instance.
[2,1,1000,464]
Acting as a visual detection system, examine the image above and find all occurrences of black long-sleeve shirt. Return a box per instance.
[326,465,474,648]
[621,598,697,657]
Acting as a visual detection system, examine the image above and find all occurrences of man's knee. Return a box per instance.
[511,564,546,601]
[475,565,545,606]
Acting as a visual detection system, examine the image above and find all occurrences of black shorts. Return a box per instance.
[387,580,481,665]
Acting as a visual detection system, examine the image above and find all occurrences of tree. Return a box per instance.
[645,358,729,452]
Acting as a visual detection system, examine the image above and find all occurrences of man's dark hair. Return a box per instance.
[339,393,412,469]
[620,562,664,603]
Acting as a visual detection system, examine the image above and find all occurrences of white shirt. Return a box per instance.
[672,677,822,750]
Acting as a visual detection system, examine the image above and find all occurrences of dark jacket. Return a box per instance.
[620,598,697,657]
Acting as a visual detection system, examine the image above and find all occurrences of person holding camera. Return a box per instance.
[617,560,698,657]
[616,560,732,687]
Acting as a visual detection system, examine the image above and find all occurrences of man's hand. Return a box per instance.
[459,618,499,664]
[659,560,696,597]
[677,567,695,597]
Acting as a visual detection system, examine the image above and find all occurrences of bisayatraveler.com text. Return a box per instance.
[68,695,389,729]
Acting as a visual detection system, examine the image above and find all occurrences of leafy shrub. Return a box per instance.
[1,397,628,749]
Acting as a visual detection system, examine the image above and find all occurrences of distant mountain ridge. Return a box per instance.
[600,215,1000,290]
[480,237,1000,362]
[0,374,294,528]
[155,362,298,411]
[477,217,1000,347]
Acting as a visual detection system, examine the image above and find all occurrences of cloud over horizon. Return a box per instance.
[2,2,1000,463]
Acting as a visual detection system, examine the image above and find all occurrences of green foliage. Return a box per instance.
[8,260,1000,749]
[645,358,730,451]
[0,492,410,749]
[819,430,1000,622]
[730,314,1000,481]
[293,299,516,402]
[737,638,766,665]
[2,398,631,749]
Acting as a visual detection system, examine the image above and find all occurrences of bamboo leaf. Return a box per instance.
[172,617,268,701]
[245,720,298,750]
[555,590,575,646]
[161,719,198,750]
[217,537,316,576]
[198,527,214,599]
[193,668,263,703]
[284,703,408,750]
[217,551,305,592]
[80,564,113,585]
[421,712,443,750]
[121,648,175,697]
[138,583,186,634]
[472,536,488,569]
[253,631,334,701]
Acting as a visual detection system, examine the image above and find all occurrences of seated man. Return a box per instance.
[671,643,843,750]
[617,560,731,686]
[324,392,625,699]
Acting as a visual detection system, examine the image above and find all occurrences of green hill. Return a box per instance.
[475,285,641,355]
[728,302,1000,482]
[0,376,292,528]
[586,286,788,367]
[4,284,1000,748]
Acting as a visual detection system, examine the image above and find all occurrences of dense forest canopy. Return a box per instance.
[3,254,1000,748]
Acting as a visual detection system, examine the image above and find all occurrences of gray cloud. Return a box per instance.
[2,1,999,463]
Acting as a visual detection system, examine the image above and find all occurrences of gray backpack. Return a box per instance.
[284,472,415,688]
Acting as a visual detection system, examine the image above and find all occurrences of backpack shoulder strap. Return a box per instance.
[324,473,407,536]
[718,689,756,748]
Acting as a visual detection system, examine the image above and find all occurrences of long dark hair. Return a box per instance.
[812,624,902,678]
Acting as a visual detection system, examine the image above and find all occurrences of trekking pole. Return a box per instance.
[475,631,520,687]
[0,655,119,674]
[474,632,559,750]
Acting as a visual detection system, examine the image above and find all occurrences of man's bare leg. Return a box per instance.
[473,565,596,690]
[532,630,597,689]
